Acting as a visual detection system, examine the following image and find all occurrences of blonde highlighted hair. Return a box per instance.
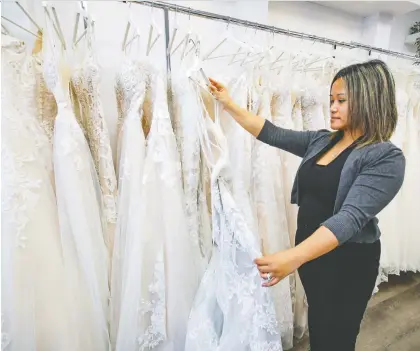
[332,60,398,146]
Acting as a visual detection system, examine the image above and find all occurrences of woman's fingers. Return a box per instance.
[209,77,225,90]
[262,276,281,288]
[260,272,269,280]
[257,265,271,273]
[254,256,269,266]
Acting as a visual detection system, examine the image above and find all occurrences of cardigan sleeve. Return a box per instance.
[321,146,405,245]
[256,120,327,158]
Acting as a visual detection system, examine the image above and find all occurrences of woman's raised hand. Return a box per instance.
[208,78,233,107]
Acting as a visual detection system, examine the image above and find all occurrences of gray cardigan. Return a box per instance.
[257,120,406,245]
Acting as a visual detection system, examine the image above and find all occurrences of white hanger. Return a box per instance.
[1,23,9,35]
[121,2,134,51]
[73,1,95,48]
[204,24,254,65]
[167,5,179,54]
[73,12,80,45]
[15,1,42,33]
[171,8,195,59]
[42,2,66,50]
[1,1,42,39]
[1,15,40,38]
[122,4,142,54]
[203,19,251,62]
[146,4,161,56]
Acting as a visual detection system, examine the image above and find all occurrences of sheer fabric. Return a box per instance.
[116,61,199,351]
[1,33,104,351]
[43,22,111,350]
[170,71,213,274]
[185,80,283,351]
[70,51,117,255]
[110,58,147,348]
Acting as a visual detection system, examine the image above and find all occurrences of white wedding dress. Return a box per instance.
[116,61,199,351]
[43,25,111,350]
[170,70,213,274]
[1,33,104,351]
[70,46,117,256]
[185,82,283,351]
[110,58,148,348]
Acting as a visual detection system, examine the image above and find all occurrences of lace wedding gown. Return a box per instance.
[276,81,308,340]
[42,25,110,350]
[70,49,117,256]
[250,83,294,349]
[170,70,213,274]
[110,58,148,348]
[301,87,326,131]
[116,61,199,351]
[1,33,98,351]
[378,89,408,278]
[185,84,283,351]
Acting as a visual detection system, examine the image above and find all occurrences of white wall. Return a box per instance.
[268,1,364,43]
[389,9,420,54]
[267,1,418,60]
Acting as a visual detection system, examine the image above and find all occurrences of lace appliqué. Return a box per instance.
[137,251,166,351]
[71,58,118,245]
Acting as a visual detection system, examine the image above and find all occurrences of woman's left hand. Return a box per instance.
[254,248,304,287]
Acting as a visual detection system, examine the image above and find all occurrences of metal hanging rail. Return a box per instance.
[128,0,417,62]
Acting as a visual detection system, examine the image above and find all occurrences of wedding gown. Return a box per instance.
[70,48,117,256]
[116,61,199,351]
[219,73,257,237]
[270,82,307,344]
[110,58,147,348]
[301,86,326,131]
[251,83,294,349]
[1,33,96,351]
[33,52,57,142]
[378,89,409,278]
[170,70,213,274]
[185,82,283,351]
[397,91,420,272]
[43,25,110,350]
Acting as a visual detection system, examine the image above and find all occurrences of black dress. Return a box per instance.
[296,139,380,351]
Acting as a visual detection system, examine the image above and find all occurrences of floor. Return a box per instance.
[291,272,420,351]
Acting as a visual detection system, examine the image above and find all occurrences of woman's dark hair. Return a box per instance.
[331,59,398,146]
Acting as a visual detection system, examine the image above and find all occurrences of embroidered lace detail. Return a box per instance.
[137,250,166,350]
[32,53,57,141]
[114,61,168,351]
[170,74,212,269]
[1,35,51,249]
[185,85,283,351]
[70,56,118,249]
[300,89,326,131]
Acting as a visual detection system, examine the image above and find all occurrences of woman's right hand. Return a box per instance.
[208,78,233,107]
[208,77,265,137]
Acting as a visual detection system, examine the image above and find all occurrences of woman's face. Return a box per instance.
[330,78,349,131]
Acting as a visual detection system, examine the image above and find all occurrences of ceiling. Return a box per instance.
[312,1,420,17]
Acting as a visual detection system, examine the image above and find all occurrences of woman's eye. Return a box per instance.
[339,99,346,103]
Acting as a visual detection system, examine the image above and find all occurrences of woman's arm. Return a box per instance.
[209,78,323,158]
[255,226,338,287]
[223,99,265,137]
[209,78,265,136]
[321,145,405,244]
[255,144,405,287]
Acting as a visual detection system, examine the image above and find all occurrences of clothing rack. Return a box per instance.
[128,0,417,65]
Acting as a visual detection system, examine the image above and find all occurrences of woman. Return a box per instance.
[208,59,405,351]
